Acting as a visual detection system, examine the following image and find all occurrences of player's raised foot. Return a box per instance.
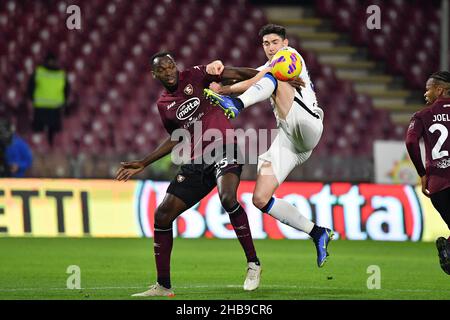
[312,227,334,268]
[436,237,450,275]
[243,262,262,291]
[131,283,175,297]
[203,89,241,119]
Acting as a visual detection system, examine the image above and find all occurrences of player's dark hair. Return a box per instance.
[150,51,174,68]
[430,71,450,84]
[258,24,286,40]
[430,71,450,96]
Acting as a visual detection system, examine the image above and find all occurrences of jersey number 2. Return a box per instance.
[429,123,449,160]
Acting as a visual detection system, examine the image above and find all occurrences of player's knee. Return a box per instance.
[154,206,174,229]
[219,192,238,212]
[252,193,271,211]
[264,72,278,91]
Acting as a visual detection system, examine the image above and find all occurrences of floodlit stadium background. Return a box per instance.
[1,0,449,241]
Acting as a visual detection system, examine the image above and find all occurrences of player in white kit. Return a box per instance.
[204,24,334,267]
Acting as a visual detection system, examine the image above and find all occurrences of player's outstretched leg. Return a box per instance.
[203,89,243,118]
[261,195,334,267]
[237,72,278,107]
[436,237,450,275]
[204,73,278,119]
[254,161,334,268]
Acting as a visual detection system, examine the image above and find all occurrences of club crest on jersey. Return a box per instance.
[184,84,194,95]
[176,97,200,120]
[177,175,185,183]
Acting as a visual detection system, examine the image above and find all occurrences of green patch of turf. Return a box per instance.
[0,237,449,300]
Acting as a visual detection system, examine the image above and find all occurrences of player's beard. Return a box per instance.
[164,72,179,92]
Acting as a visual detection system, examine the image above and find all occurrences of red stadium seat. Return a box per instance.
[5,0,432,168]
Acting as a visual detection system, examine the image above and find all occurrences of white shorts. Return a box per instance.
[258,98,323,184]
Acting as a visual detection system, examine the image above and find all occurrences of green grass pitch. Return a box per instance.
[0,237,449,300]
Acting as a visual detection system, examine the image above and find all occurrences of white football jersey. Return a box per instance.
[257,46,318,112]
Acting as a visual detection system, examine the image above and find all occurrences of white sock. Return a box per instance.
[267,198,315,234]
[238,76,276,108]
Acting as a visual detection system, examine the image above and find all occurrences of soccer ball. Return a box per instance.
[269,48,302,81]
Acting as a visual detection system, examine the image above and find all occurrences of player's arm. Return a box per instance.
[211,67,272,95]
[221,66,260,81]
[116,136,178,182]
[206,60,259,85]
[210,67,306,95]
[405,116,429,196]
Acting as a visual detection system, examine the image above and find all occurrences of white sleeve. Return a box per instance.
[256,62,270,71]
[285,46,301,57]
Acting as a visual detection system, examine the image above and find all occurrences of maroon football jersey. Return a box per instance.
[157,65,234,161]
[406,97,450,194]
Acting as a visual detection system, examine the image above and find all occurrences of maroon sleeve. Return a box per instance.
[405,114,426,177]
[157,105,176,135]
[192,65,222,86]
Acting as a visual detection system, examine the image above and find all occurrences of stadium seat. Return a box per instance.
[2,0,429,179]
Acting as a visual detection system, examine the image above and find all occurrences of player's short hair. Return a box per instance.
[258,24,286,40]
[150,51,175,69]
[430,71,450,84]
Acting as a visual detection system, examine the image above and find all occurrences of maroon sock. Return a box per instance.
[228,204,259,263]
[154,227,173,289]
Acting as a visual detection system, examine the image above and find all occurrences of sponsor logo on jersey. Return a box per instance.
[184,84,194,95]
[436,158,450,169]
[176,97,200,120]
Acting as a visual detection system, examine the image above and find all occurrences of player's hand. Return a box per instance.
[421,175,430,197]
[206,60,224,76]
[209,82,223,93]
[288,76,306,89]
[116,161,145,182]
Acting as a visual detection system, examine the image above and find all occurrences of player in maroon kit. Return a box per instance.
[116,52,262,296]
[405,71,450,275]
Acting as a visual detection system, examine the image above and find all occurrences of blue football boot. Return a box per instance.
[203,88,241,119]
[313,227,334,268]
